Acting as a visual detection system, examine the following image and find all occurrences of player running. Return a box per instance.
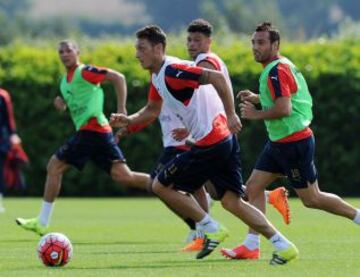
[221,22,360,261]
[16,40,149,235]
[110,25,298,264]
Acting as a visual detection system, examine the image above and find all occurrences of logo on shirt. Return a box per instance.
[176,71,183,78]
[270,76,278,81]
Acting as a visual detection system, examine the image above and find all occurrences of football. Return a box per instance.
[37,232,73,267]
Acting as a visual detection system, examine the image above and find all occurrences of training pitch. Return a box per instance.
[0,197,359,276]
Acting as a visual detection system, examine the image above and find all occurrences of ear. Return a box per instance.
[272,41,280,51]
[154,43,164,55]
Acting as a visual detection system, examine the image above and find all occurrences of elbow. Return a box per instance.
[282,106,292,117]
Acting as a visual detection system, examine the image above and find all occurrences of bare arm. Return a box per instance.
[104,69,127,114]
[110,100,162,128]
[199,69,242,133]
[240,96,292,120]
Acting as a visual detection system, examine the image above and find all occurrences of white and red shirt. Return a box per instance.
[150,56,231,147]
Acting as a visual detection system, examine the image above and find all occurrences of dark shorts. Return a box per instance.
[157,135,244,199]
[56,130,125,174]
[150,147,186,179]
[255,135,318,189]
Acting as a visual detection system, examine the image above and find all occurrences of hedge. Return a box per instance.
[1,39,359,196]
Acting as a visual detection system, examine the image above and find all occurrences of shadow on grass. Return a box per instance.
[74,240,171,245]
[0,239,36,244]
[65,258,239,270]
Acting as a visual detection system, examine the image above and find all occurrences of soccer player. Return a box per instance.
[184,18,290,225]
[0,88,23,213]
[16,40,149,235]
[221,22,360,260]
[110,25,298,264]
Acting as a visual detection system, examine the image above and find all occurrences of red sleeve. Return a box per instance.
[81,65,108,84]
[267,63,298,100]
[148,82,162,101]
[165,63,203,90]
[197,56,221,71]
[0,89,16,133]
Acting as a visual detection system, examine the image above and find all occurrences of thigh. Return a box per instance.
[150,147,185,179]
[55,132,90,171]
[254,141,284,175]
[275,136,318,189]
[210,136,244,199]
[246,169,280,191]
[92,132,126,174]
[157,149,209,193]
[47,155,70,175]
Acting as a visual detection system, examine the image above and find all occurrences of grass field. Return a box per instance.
[0,197,359,276]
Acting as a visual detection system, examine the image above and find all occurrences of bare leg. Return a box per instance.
[192,185,209,213]
[152,179,206,222]
[43,155,70,202]
[221,190,277,238]
[110,162,151,190]
[295,181,357,219]
[245,169,279,235]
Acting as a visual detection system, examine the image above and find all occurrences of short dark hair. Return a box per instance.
[136,25,167,48]
[187,18,213,37]
[255,22,280,44]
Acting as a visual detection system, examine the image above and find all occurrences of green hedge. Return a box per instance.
[1,39,359,196]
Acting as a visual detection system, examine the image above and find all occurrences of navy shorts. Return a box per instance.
[56,130,125,174]
[157,135,244,199]
[150,146,186,179]
[255,135,318,189]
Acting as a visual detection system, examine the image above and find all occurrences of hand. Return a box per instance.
[54,96,66,111]
[240,101,260,120]
[109,113,130,128]
[237,90,259,104]
[227,113,242,133]
[114,127,129,143]
[171,128,189,141]
[10,134,21,145]
[117,106,127,115]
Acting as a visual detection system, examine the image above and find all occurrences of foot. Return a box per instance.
[182,237,205,252]
[270,243,299,265]
[15,217,48,236]
[268,187,291,225]
[221,245,260,259]
[196,225,229,259]
[185,230,197,243]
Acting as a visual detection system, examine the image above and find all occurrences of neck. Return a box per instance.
[262,54,281,67]
[151,56,165,74]
[66,62,79,73]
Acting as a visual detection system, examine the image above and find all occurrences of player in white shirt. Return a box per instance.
[110,25,298,264]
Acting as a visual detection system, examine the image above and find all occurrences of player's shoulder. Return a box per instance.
[82,64,108,74]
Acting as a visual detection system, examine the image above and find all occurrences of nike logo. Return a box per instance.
[176,71,183,77]
[270,76,278,81]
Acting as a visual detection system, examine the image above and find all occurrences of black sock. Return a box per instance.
[184,218,196,230]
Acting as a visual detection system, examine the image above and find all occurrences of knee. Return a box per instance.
[245,180,262,199]
[111,170,133,185]
[220,194,238,212]
[301,195,321,209]
[151,180,166,197]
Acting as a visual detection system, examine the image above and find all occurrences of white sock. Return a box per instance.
[38,201,54,226]
[270,232,291,251]
[197,214,219,233]
[243,233,260,250]
[353,209,360,225]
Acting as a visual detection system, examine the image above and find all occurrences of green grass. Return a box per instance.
[0,197,359,276]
